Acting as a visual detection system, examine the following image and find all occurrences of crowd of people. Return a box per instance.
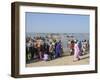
[26,35,89,63]
[26,36,63,62]
[68,39,89,61]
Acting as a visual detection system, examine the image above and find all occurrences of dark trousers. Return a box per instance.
[49,52,54,60]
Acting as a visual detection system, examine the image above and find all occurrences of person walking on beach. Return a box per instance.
[82,40,88,55]
[78,41,82,56]
[70,40,74,55]
[73,40,80,61]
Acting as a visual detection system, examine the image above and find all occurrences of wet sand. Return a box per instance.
[26,53,89,67]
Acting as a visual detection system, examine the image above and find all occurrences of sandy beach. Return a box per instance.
[26,53,89,67]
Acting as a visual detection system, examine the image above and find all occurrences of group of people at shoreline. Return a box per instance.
[26,35,89,63]
[68,39,89,61]
[26,36,63,62]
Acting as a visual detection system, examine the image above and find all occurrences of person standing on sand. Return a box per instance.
[73,40,80,61]
[43,41,49,61]
[49,42,54,60]
[55,40,62,58]
[36,37,43,60]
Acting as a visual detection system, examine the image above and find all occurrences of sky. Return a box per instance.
[25,12,89,33]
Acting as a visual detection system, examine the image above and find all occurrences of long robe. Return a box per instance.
[55,42,62,57]
[74,43,80,60]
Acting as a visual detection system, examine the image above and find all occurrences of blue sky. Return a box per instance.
[25,12,89,33]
